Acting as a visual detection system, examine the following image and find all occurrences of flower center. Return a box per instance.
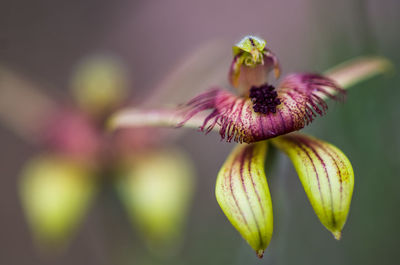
[249,84,281,114]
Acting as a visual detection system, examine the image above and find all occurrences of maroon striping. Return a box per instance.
[239,146,264,246]
[227,149,251,231]
[295,135,337,226]
[178,73,344,143]
[285,136,329,220]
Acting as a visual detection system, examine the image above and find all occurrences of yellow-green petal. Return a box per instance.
[116,148,195,254]
[19,155,96,250]
[71,54,128,115]
[271,134,354,239]
[216,142,273,258]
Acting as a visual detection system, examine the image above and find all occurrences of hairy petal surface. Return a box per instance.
[179,74,344,143]
[108,56,390,134]
[216,141,273,258]
[271,134,354,239]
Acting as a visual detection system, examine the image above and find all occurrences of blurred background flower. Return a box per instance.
[0,53,202,264]
[0,0,399,264]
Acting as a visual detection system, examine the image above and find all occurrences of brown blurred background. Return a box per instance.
[0,0,399,264]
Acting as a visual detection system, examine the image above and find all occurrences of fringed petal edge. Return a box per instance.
[178,74,345,143]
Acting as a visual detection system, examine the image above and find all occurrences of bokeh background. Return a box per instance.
[0,0,399,264]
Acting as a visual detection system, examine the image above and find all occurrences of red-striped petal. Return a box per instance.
[271,133,354,239]
[216,141,273,258]
[179,74,345,143]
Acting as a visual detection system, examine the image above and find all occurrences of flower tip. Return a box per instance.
[332,231,342,240]
[257,249,265,259]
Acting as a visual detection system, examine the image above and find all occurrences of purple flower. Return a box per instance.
[179,36,345,143]
[109,35,391,258]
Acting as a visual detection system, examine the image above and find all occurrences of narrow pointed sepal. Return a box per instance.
[19,155,96,250]
[179,74,344,143]
[216,142,273,257]
[271,134,354,238]
[325,56,393,91]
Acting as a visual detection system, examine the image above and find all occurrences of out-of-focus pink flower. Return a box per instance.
[12,54,197,254]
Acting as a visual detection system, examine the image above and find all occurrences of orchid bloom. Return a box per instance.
[0,56,195,254]
[110,35,391,258]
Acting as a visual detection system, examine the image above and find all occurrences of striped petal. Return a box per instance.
[179,73,344,143]
[216,141,273,258]
[271,133,354,239]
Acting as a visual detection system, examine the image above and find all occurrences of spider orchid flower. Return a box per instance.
[0,56,196,254]
[110,35,391,258]
[178,35,346,143]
